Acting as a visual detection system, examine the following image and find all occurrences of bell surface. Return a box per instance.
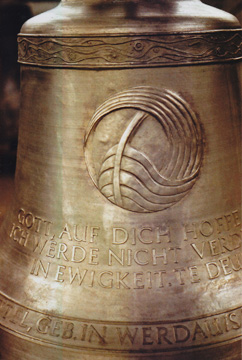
[0,0,241,359]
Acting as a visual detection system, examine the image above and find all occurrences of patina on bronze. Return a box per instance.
[0,0,241,359]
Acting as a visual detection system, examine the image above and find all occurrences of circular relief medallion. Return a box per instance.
[85,87,203,213]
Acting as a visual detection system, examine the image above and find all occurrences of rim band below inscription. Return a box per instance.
[18,30,242,69]
[0,292,241,353]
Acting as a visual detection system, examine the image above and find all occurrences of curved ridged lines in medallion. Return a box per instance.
[85,87,203,213]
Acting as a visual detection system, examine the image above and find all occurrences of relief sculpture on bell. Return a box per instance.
[85,87,204,212]
[0,0,241,359]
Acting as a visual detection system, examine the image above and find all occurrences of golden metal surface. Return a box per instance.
[0,0,241,359]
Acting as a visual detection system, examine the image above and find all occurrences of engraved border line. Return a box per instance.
[0,292,241,326]
[0,323,241,354]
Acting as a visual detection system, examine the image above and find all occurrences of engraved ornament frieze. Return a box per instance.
[17,31,242,68]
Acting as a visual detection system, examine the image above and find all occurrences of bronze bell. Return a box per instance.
[0,0,241,359]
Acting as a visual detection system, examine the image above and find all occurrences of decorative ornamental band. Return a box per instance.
[18,30,242,68]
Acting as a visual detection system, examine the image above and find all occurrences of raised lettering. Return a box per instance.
[71,246,86,263]
[69,268,88,285]
[157,327,172,344]
[113,228,128,245]
[192,322,208,340]
[55,265,66,282]
[219,258,232,276]
[62,322,74,339]
[30,259,50,278]
[138,228,153,244]
[59,224,72,240]
[109,249,124,266]
[189,266,201,283]
[57,243,69,261]
[152,248,167,265]
[206,262,221,279]
[228,313,241,329]
[134,272,144,289]
[142,327,153,345]
[88,325,107,345]
[117,327,138,345]
[98,272,113,288]
[116,272,130,289]
[134,249,149,266]
[173,325,190,343]
[36,317,51,334]
[89,248,99,265]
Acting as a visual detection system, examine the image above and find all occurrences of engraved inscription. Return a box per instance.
[85,87,203,212]
[205,254,242,279]
[0,293,241,352]
[112,225,171,244]
[183,210,241,242]
[8,208,242,288]
[28,262,185,288]
[183,210,242,280]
